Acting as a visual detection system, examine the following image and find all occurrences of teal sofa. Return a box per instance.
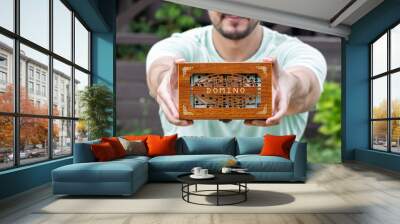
[52,136,307,196]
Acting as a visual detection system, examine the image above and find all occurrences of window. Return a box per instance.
[0,71,6,84]
[53,59,72,117]
[35,70,40,81]
[28,67,34,80]
[74,18,90,70]
[53,0,72,60]
[20,0,49,49]
[0,35,13,112]
[0,0,14,32]
[0,55,7,67]
[371,22,400,154]
[42,85,46,97]
[74,69,89,118]
[0,54,8,89]
[35,84,40,95]
[0,0,91,170]
[0,116,13,170]
[53,119,72,158]
[28,81,34,94]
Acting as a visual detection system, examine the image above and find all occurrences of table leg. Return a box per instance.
[195,184,197,192]
[181,184,183,199]
[187,184,190,202]
[217,184,219,206]
[245,183,247,201]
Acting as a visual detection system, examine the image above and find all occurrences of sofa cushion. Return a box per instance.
[147,134,178,157]
[73,139,100,163]
[91,142,118,161]
[236,155,293,172]
[260,134,296,159]
[115,155,150,163]
[53,158,147,183]
[177,136,236,155]
[149,154,235,172]
[118,137,147,156]
[236,137,263,155]
[101,137,127,158]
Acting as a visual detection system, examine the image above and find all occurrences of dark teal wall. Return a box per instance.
[69,0,116,134]
[91,0,117,136]
[0,0,116,200]
[0,158,72,199]
[343,0,400,170]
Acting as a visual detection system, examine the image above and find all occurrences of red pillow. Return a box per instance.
[91,142,118,161]
[260,134,296,159]
[146,134,178,157]
[101,137,126,158]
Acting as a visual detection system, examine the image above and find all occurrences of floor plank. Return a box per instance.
[1,162,400,224]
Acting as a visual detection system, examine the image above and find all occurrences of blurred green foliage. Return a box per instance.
[116,97,154,136]
[117,2,342,164]
[307,82,341,163]
[118,2,204,61]
[117,45,150,61]
[117,121,152,136]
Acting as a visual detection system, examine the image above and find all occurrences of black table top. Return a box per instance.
[177,172,255,185]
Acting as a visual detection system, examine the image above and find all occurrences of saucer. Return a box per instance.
[190,174,215,179]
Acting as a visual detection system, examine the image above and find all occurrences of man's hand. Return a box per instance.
[244,57,321,127]
[154,58,193,126]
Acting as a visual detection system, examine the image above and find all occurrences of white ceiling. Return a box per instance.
[227,0,352,22]
[165,0,384,38]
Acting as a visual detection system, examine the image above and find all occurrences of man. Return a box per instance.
[146,11,326,139]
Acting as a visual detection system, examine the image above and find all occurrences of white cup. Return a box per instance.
[200,169,208,176]
[221,167,232,174]
[191,167,202,176]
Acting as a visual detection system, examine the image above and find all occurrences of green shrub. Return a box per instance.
[79,84,113,140]
[306,82,341,163]
[313,82,341,149]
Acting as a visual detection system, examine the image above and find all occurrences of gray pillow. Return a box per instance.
[118,137,147,156]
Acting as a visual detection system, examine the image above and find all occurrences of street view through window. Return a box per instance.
[371,23,400,153]
[0,0,90,170]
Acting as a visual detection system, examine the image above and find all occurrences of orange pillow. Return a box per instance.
[91,142,117,161]
[259,134,296,159]
[123,135,149,141]
[146,134,178,157]
[101,137,126,158]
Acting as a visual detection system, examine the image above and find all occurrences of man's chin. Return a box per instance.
[220,29,249,40]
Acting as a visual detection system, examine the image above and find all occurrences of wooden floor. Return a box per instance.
[1,162,400,224]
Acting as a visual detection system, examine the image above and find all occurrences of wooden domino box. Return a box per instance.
[177,62,273,120]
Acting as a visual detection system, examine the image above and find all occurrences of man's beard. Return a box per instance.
[213,16,259,40]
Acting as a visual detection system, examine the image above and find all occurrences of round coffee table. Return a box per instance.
[177,173,255,206]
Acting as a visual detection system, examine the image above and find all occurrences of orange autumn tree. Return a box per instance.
[372,99,400,143]
[0,85,14,149]
[0,84,59,150]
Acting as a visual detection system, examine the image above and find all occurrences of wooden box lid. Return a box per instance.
[178,62,273,120]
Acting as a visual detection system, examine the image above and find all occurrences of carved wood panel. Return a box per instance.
[178,62,273,120]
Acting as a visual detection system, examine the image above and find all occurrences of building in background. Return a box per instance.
[0,41,75,159]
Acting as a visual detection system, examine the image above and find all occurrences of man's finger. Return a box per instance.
[244,119,280,127]
[159,91,179,118]
[266,95,288,125]
[171,58,186,88]
[244,119,267,126]
[263,57,279,88]
[157,96,192,126]
[156,95,175,120]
